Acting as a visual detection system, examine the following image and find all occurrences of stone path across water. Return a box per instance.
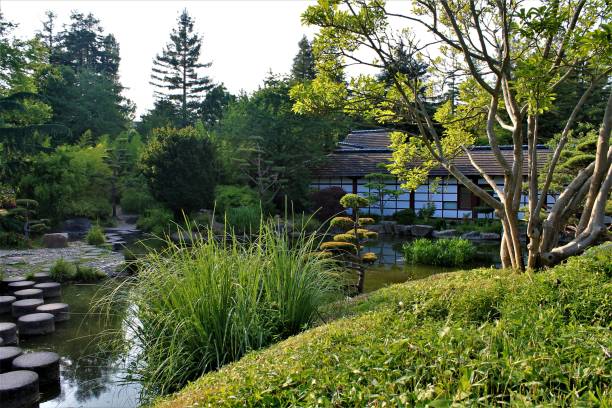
[0,242,124,277]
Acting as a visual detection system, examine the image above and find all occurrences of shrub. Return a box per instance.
[214,185,258,213]
[74,264,106,282]
[115,222,341,397]
[154,244,612,408]
[403,238,476,266]
[137,207,175,236]
[86,225,106,246]
[120,183,157,215]
[140,127,217,215]
[49,258,77,282]
[309,187,346,222]
[392,208,415,224]
[225,206,261,233]
[417,202,436,220]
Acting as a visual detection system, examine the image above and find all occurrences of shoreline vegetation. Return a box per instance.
[152,243,611,407]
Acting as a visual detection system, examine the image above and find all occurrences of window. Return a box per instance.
[443,201,457,210]
[458,185,473,210]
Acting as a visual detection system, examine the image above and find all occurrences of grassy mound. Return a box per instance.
[156,244,611,407]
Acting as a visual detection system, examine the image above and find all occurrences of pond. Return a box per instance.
[362,236,501,293]
[1,282,140,408]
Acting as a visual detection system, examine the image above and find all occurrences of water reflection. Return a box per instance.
[0,283,140,408]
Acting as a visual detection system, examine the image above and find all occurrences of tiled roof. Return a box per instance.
[313,130,551,178]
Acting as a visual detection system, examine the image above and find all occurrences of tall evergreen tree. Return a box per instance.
[150,9,212,126]
[291,35,315,81]
[37,11,57,52]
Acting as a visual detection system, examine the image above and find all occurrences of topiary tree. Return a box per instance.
[140,126,217,216]
[319,193,378,294]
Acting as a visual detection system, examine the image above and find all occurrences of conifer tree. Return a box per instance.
[151,9,212,126]
[291,35,315,81]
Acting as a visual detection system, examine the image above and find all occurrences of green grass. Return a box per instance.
[50,258,106,282]
[225,205,261,233]
[155,243,611,407]
[404,238,476,266]
[115,221,342,398]
[86,224,106,246]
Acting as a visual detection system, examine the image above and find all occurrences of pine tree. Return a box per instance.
[150,9,212,126]
[38,10,57,51]
[291,35,315,81]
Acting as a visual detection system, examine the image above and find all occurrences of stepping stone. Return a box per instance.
[12,299,44,318]
[1,276,25,292]
[36,303,70,322]
[33,282,61,298]
[0,323,18,345]
[12,352,60,386]
[0,370,39,408]
[0,346,23,373]
[17,313,55,336]
[0,295,16,314]
[13,289,44,300]
[32,273,53,283]
[8,280,35,292]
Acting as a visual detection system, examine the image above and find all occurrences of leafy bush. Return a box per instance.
[140,127,217,215]
[417,202,436,220]
[0,231,28,248]
[403,238,476,266]
[225,206,261,233]
[86,225,106,246]
[309,187,346,222]
[121,178,157,214]
[214,185,258,213]
[391,208,415,224]
[116,222,341,397]
[50,258,106,282]
[137,207,175,236]
[155,244,612,408]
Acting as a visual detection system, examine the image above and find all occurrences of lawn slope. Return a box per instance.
[156,244,611,407]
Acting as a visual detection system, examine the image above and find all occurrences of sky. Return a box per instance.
[1,0,326,118]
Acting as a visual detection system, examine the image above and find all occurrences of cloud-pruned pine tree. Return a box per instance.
[151,9,212,127]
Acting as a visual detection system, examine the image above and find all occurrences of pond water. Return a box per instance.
[362,236,501,293]
[0,283,140,408]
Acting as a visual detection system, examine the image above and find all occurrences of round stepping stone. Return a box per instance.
[0,323,18,345]
[0,346,23,373]
[32,272,53,283]
[13,288,44,300]
[17,313,55,336]
[12,299,44,318]
[8,280,35,292]
[1,276,25,293]
[12,352,60,386]
[36,303,70,322]
[33,282,61,298]
[0,370,40,408]
[0,295,16,314]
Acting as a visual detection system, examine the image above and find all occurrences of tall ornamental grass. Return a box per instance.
[403,238,476,266]
[122,221,340,397]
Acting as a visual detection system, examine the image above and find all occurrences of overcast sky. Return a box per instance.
[1,0,413,118]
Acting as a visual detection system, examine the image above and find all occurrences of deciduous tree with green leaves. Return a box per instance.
[294,0,612,270]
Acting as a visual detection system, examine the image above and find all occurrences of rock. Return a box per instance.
[0,370,39,408]
[461,231,482,240]
[379,221,398,235]
[32,273,52,283]
[1,276,25,292]
[42,233,69,248]
[13,289,43,301]
[17,313,55,336]
[411,225,434,238]
[480,232,501,240]
[0,296,16,314]
[8,280,35,292]
[36,303,70,322]
[12,299,44,318]
[433,229,458,238]
[395,225,412,236]
[0,323,17,346]
[0,347,23,373]
[12,352,60,386]
[33,282,61,298]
